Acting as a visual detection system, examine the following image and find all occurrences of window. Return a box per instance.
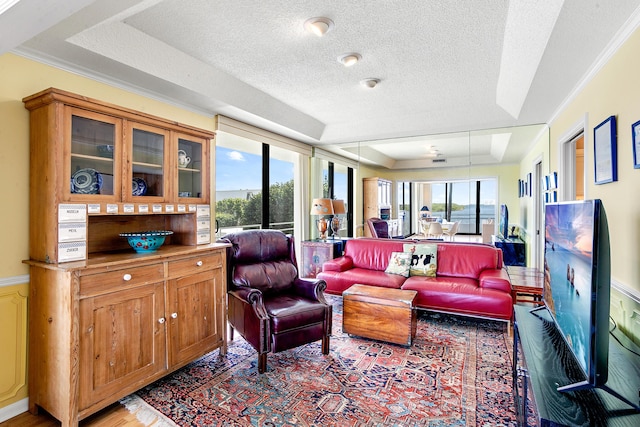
[416,179,496,235]
[269,145,296,234]
[215,135,263,236]
[311,153,356,238]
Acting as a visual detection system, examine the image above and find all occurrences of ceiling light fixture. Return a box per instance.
[360,78,380,89]
[338,53,362,67]
[304,17,334,37]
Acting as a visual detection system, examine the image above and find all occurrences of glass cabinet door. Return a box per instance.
[177,135,206,200]
[129,123,169,200]
[66,107,121,200]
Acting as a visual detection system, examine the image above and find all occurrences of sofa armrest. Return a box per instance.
[322,256,354,272]
[479,268,512,294]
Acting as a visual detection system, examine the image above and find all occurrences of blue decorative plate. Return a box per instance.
[132,177,147,196]
[71,168,102,194]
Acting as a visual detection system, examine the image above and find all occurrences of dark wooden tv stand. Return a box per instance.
[513,305,640,426]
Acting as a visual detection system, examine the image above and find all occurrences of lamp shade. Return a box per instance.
[310,198,334,215]
[420,205,430,212]
[331,199,346,215]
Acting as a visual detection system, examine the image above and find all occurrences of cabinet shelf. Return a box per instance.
[132,160,163,169]
[71,153,114,163]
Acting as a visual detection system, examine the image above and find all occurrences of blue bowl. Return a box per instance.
[119,230,173,253]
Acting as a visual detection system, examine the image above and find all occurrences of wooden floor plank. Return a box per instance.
[0,403,147,427]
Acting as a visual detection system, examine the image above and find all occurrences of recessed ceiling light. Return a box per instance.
[304,17,334,37]
[360,78,380,89]
[338,53,362,67]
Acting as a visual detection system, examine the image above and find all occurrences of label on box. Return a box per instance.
[106,204,119,214]
[197,232,211,245]
[188,204,197,213]
[153,204,163,213]
[138,204,149,213]
[58,241,86,263]
[165,204,175,213]
[58,204,86,223]
[177,204,186,213]
[197,217,210,230]
[87,204,101,214]
[197,205,210,217]
[58,222,87,242]
[123,204,135,213]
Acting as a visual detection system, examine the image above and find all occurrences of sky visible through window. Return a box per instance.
[216,146,294,191]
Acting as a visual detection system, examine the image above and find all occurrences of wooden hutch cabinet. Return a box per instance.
[363,177,403,237]
[23,88,229,426]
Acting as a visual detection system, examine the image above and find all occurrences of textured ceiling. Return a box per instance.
[3,0,640,168]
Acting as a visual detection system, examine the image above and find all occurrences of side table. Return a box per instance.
[508,266,544,306]
[301,239,343,278]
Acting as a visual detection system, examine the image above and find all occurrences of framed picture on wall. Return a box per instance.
[593,115,617,184]
[518,179,522,197]
[527,173,532,197]
[632,119,640,168]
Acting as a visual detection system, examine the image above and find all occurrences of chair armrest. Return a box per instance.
[228,287,268,318]
[479,268,512,294]
[227,287,270,352]
[292,277,328,303]
[322,256,353,272]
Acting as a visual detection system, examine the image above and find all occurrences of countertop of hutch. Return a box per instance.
[23,242,230,271]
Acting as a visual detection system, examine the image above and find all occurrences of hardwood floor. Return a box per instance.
[0,403,147,426]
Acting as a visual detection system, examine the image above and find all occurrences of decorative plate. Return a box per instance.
[71,168,102,194]
[132,177,147,196]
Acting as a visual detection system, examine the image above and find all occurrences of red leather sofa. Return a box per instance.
[317,238,513,322]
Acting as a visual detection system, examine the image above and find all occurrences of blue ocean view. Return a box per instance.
[429,205,496,233]
[545,248,591,374]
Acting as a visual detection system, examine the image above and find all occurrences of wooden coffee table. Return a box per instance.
[342,284,418,346]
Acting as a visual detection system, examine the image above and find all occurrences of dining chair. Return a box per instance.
[444,221,460,241]
[428,222,444,239]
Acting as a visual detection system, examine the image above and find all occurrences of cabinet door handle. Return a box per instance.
[158,317,166,324]
[171,312,178,319]
[123,273,132,281]
[196,260,203,267]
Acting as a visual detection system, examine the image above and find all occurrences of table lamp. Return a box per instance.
[310,198,333,240]
[330,199,346,238]
[420,205,430,218]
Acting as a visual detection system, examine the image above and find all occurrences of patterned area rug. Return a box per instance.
[123,296,516,426]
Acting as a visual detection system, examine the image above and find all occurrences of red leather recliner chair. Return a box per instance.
[221,230,332,373]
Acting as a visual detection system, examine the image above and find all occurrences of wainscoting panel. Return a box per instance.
[611,280,640,346]
[0,281,28,409]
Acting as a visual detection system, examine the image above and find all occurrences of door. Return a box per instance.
[79,282,166,409]
[534,159,544,271]
[167,269,224,367]
[177,134,209,203]
[64,107,122,202]
[125,122,170,202]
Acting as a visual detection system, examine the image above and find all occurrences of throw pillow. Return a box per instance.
[384,252,412,277]
[403,243,438,277]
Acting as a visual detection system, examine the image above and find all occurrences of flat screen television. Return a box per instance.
[499,204,508,239]
[539,199,610,392]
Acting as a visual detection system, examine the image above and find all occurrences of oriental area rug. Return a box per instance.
[121,296,517,426]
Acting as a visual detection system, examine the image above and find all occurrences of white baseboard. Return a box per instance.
[0,398,28,423]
